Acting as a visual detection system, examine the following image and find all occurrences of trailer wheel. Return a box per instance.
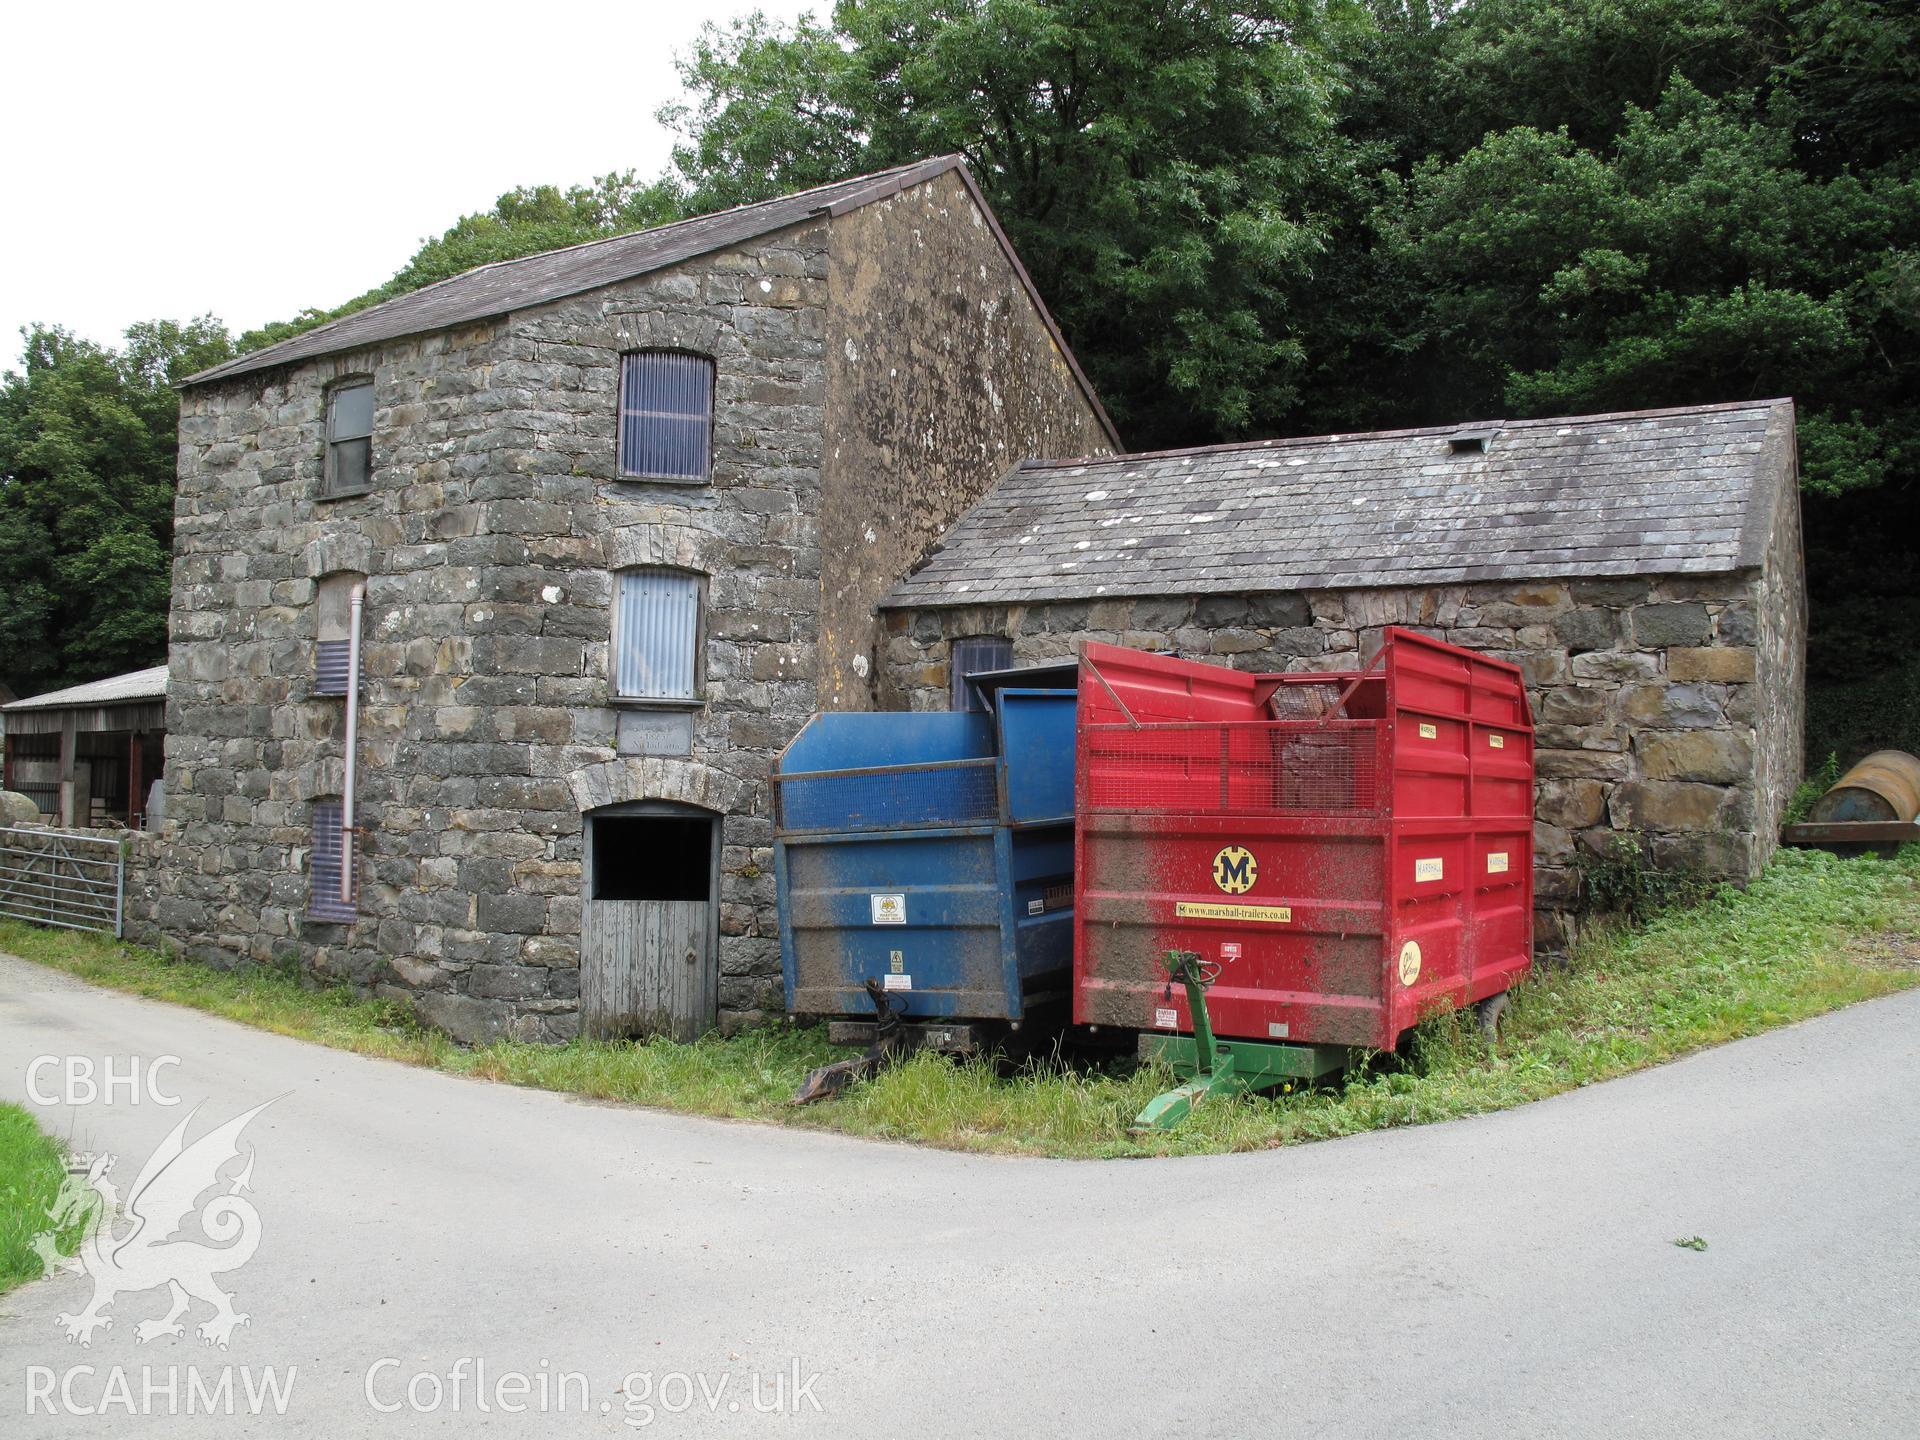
[1475,992,1510,1042]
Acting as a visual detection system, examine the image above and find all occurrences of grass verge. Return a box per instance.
[2,846,1917,1159]
[0,1104,93,1295]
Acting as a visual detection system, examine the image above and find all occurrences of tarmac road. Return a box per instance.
[2,951,1915,1438]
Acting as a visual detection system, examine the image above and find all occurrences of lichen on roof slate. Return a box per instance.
[885,399,1794,606]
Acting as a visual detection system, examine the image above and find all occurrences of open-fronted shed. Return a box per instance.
[3,666,168,827]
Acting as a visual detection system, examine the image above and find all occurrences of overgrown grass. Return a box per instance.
[4,846,1917,1159]
[0,1104,92,1295]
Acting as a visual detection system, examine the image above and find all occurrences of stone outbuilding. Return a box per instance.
[882,400,1806,948]
[148,155,1116,1041]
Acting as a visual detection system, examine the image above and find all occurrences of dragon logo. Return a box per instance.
[38,1099,277,1350]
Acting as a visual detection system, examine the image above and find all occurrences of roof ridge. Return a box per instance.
[1017,398,1793,473]
[181,155,970,388]
[398,154,966,289]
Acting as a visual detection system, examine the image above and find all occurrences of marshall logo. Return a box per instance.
[1211,846,1258,896]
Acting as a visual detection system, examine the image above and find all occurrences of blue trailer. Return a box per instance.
[774,685,1077,1036]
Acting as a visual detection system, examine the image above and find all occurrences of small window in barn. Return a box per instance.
[323,380,375,497]
[314,572,365,696]
[618,351,715,481]
[613,567,705,702]
[950,635,1014,712]
[593,815,712,902]
[307,798,358,923]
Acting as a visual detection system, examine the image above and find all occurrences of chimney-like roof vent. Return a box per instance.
[1447,426,1500,455]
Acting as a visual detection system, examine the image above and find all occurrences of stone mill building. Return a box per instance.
[883,400,1806,949]
[150,156,1117,1042]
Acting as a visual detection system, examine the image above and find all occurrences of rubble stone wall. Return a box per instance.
[155,174,1116,1044]
[159,222,834,1041]
[884,568,1801,951]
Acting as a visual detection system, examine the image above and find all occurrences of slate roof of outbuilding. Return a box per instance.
[885,399,1796,607]
[180,155,1118,444]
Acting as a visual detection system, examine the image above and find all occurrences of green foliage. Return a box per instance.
[666,0,1362,442]
[1784,751,1842,826]
[236,174,685,354]
[1805,648,1920,768]
[0,319,233,695]
[0,1103,95,1295]
[1573,831,1710,922]
[1388,75,1917,495]
[656,0,1920,495]
[1426,0,1783,151]
[1802,480,1920,768]
[5,847,1917,1157]
[1774,0,1920,176]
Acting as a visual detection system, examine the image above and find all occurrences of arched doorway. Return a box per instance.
[580,801,721,1041]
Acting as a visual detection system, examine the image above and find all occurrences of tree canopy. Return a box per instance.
[0,320,233,695]
[237,172,684,353]
[669,1,1363,441]
[663,0,1918,492]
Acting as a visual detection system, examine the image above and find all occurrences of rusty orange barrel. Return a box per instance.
[1808,750,1920,824]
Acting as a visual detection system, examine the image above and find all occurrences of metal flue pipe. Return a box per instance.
[341,581,366,903]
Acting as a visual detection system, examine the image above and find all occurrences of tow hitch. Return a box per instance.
[1131,950,1346,1132]
[791,978,906,1105]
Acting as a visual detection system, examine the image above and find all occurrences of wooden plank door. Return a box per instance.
[582,809,718,1042]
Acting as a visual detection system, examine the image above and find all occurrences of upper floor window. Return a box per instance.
[314,572,365,696]
[324,380,374,497]
[618,352,714,481]
[950,636,1014,712]
[613,567,704,702]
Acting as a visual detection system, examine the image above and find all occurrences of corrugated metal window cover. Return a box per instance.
[307,799,358,923]
[951,636,1014,712]
[615,569,702,700]
[315,639,351,696]
[619,351,714,480]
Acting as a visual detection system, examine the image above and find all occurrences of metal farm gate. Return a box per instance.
[0,827,125,936]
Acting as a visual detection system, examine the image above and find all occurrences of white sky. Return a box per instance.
[0,0,817,370]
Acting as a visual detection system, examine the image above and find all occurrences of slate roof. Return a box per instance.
[181,155,1115,445]
[3,665,169,712]
[885,400,1796,607]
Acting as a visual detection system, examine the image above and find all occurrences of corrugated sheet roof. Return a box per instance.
[3,665,169,712]
[885,400,1795,607]
[182,156,969,390]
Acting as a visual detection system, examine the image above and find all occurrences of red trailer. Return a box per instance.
[1073,628,1534,1061]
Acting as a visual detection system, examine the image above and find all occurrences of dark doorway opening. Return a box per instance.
[591,814,713,901]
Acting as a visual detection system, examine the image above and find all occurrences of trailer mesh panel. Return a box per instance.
[776,760,1000,832]
[1082,722,1384,815]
